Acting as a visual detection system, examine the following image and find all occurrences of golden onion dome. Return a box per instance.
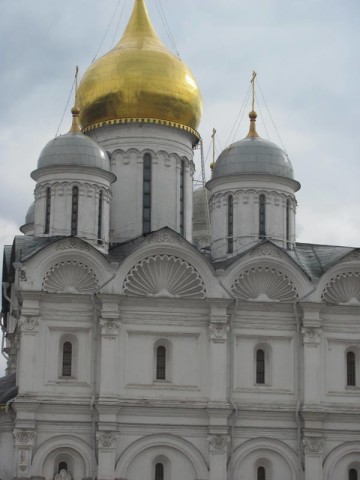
[78,0,203,136]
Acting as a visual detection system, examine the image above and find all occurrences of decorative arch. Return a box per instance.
[324,442,360,479]
[123,255,206,299]
[230,437,299,479]
[31,435,93,478]
[115,433,209,479]
[321,271,360,305]
[231,266,298,302]
[42,261,99,294]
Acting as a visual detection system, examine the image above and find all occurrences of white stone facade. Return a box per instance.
[1,230,360,480]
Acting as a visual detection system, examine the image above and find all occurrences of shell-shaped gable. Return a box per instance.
[123,254,206,299]
[231,266,298,302]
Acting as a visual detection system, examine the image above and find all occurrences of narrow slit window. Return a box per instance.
[71,186,79,236]
[155,463,164,480]
[227,195,234,253]
[347,351,356,386]
[180,160,185,235]
[350,469,358,480]
[256,349,265,384]
[286,198,291,247]
[156,346,166,380]
[98,190,103,244]
[143,154,152,234]
[257,466,266,480]
[62,342,72,377]
[44,187,51,234]
[259,194,266,239]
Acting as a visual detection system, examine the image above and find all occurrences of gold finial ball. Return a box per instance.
[210,162,215,170]
[249,110,257,120]
[71,106,80,116]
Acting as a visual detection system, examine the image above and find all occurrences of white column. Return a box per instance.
[99,297,121,399]
[303,436,324,480]
[13,430,36,479]
[96,431,118,480]
[207,434,231,480]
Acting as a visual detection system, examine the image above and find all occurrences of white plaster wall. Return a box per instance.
[207,175,298,260]
[86,123,195,243]
[0,430,14,480]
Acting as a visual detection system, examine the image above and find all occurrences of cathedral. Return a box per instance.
[1,1,360,479]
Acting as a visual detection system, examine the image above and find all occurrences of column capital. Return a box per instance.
[207,434,231,453]
[302,327,322,347]
[303,436,325,456]
[19,316,41,334]
[96,431,118,449]
[13,429,36,447]
[99,318,121,338]
[209,324,230,342]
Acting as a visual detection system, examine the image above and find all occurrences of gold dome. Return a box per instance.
[78,0,202,136]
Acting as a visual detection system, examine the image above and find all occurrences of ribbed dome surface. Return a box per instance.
[37,132,110,171]
[213,136,294,180]
[78,0,202,133]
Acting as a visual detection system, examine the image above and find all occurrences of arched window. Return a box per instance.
[58,462,68,473]
[347,351,356,386]
[227,195,234,253]
[286,198,291,248]
[180,159,185,235]
[259,194,266,239]
[143,154,152,234]
[98,190,103,244]
[257,466,266,480]
[155,463,164,480]
[62,342,72,377]
[350,469,358,480]
[156,346,166,380]
[44,187,51,234]
[256,349,265,384]
[71,186,79,236]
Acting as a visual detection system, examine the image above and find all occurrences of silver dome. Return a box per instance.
[25,202,35,225]
[212,136,294,180]
[37,132,110,171]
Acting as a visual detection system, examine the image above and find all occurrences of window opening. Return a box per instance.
[143,154,152,234]
[227,195,234,253]
[156,346,166,380]
[155,463,164,480]
[256,349,265,384]
[347,351,356,386]
[286,198,291,247]
[98,190,103,244]
[259,194,266,238]
[350,469,358,480]
[180,160,185,235]
[44,187,51,234]
[58,462,68,473]
[62,342,72,377]
[257,466,266,480]
[71,186,79,236]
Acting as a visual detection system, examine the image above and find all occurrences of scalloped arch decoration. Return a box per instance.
[123,255,206,299]
[322,272,360,305]
[42,261,99,294]
[231,266,298,302]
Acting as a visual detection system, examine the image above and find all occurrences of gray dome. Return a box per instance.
[213,136,294,180]
[37,131,110,171]
[25,202,35,225]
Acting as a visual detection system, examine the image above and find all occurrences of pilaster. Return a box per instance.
[97,431,118,480]
[13,429,36,479]
[303,434,325,480]
[207,434,231,480]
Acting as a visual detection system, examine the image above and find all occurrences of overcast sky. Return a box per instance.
[0,0,359,375]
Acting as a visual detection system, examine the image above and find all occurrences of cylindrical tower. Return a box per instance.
[30,108,116,251]
[78,0,202,243]
[206,110,300,260]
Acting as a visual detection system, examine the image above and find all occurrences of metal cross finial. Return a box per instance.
[211,128,217,165]
[251,70,257,112]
